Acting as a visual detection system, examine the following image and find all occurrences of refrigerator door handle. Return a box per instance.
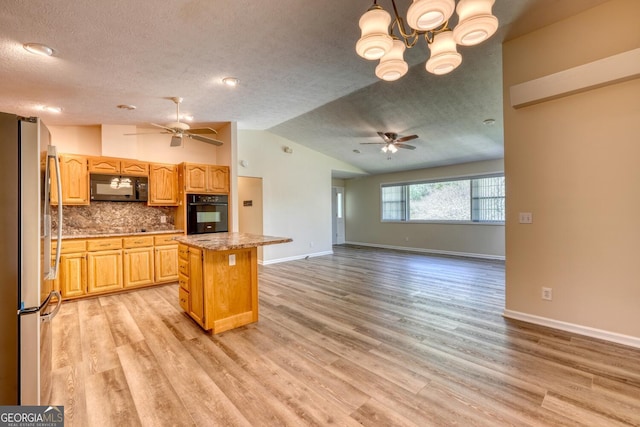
[18,290,61,318]
[43,145,62,280]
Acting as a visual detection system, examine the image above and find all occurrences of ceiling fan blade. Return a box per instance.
[396,143,416,150]
[360,142,386,145]
[396,134,418,143]
[187,133,223,146]
[151,123,175,132]
[188,127,218,135]
[170,135,183,147]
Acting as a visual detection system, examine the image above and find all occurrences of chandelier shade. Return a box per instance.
[356,6,394,60]
[425,30,462,75]
[452,0,498,46]
[406,0,455,31]
[375,39,409,81]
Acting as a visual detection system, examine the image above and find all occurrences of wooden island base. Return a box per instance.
[175,233,292,333]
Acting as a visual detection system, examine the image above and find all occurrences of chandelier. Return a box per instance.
[356,0,498,81]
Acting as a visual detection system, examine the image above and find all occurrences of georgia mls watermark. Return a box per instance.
[0,406,64,427]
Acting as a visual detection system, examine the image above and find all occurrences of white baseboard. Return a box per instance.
[503,310,640,350]
[259,250,333,265]
[344,241,505,261]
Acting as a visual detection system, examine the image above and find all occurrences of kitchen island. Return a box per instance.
[174,232,292,333]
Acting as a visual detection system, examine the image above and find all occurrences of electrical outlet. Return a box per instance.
[542,287,552,301]
[229,254,236,266]
[519,212,533,224]
[309,241,314,248]
[160,215,167,224]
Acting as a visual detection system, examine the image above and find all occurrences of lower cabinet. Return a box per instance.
[60,252,87,298]
[55,233,181,300]
[123,247,155,288]
[188,247,204,326]
[87,249,123,293]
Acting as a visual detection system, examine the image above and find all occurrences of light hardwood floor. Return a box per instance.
[50,245,640,426]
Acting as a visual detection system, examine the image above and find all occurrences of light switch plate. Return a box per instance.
[519,212,533,224]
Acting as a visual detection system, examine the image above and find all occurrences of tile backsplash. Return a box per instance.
[52,202,176,235]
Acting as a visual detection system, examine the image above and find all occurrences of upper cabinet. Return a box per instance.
[51,154,90,205]
[149,163,179,206]
[88,157,149,176]
[183,163,229,194]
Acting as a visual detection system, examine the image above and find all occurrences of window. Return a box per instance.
[381,175,504,223]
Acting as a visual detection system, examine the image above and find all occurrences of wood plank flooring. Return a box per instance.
[50,245,640,426]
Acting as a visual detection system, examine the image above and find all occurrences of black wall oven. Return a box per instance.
[186,194,229,234]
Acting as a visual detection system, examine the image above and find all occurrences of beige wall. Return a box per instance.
[345,159,505,258]
[503,0,640,340]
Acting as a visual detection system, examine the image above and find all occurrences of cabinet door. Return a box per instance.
[184,164,207,193]
[59,155,89,205]
[123,247,154,288]
[207,166,229,193]
[87,250,123,293]
[88,157,120,174]
[149,164,178,206]
[154,245,178,283]
[121,161,149,176]
[60,253,87,298]
[188,248,204,326]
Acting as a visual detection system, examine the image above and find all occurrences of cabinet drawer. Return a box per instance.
[86,238,123,251]
[154,234,181,246]
[123,236,154,248]
[178,244,189,260]
[179,287,189,312]
[53,239,87,254]
[178,273,189,291]
[178,258,189,276]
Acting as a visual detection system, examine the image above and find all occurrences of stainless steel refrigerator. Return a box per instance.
[0,112,62,405]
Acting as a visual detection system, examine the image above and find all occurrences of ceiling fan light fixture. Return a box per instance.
[426,31,461,75]
[453,0,498,46]
[375,39,408,81]
[407,0,455,31]
[356,5,393,60]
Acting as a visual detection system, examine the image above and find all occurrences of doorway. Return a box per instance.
[238,177,264,260]
[332,186,345,245]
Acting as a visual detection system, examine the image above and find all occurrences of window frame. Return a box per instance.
[380,173,505,225]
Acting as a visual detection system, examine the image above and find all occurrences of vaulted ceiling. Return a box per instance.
[0,0,608,176]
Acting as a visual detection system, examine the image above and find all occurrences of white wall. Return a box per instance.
[237,130,366,263]
[345,159,505,259]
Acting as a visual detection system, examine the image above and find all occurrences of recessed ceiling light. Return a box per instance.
[483,118,496,125]
[222,77,239,87]
[117,104,136,110]
[23,43,54,56]
[39,105,62,113]
[181,114,194,121]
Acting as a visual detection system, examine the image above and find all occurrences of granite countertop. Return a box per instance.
[62,229,184,240]
[175,232,292,251]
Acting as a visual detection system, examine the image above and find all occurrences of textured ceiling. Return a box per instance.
[0,0,609,176]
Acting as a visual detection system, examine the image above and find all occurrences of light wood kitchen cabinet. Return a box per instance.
[87,249,123,294]
[121,160,149,176]
[88,157,149,176]
[149,163,179,206]
[88,157,120,174]
[52,154,89,205]
[188,247,205,326]
[153,234,180,283]
[123,247,154,288]
[183,163,229,194]
[60,253,87,298]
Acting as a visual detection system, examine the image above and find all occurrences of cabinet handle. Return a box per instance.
[99,243,110,247]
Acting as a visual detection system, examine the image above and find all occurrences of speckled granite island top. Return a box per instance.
[174,232,292,251]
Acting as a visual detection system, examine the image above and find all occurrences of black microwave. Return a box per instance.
[90,174,148,202]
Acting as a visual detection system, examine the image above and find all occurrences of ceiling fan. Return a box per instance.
[126,97,223,147]
[361,132,418,153]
